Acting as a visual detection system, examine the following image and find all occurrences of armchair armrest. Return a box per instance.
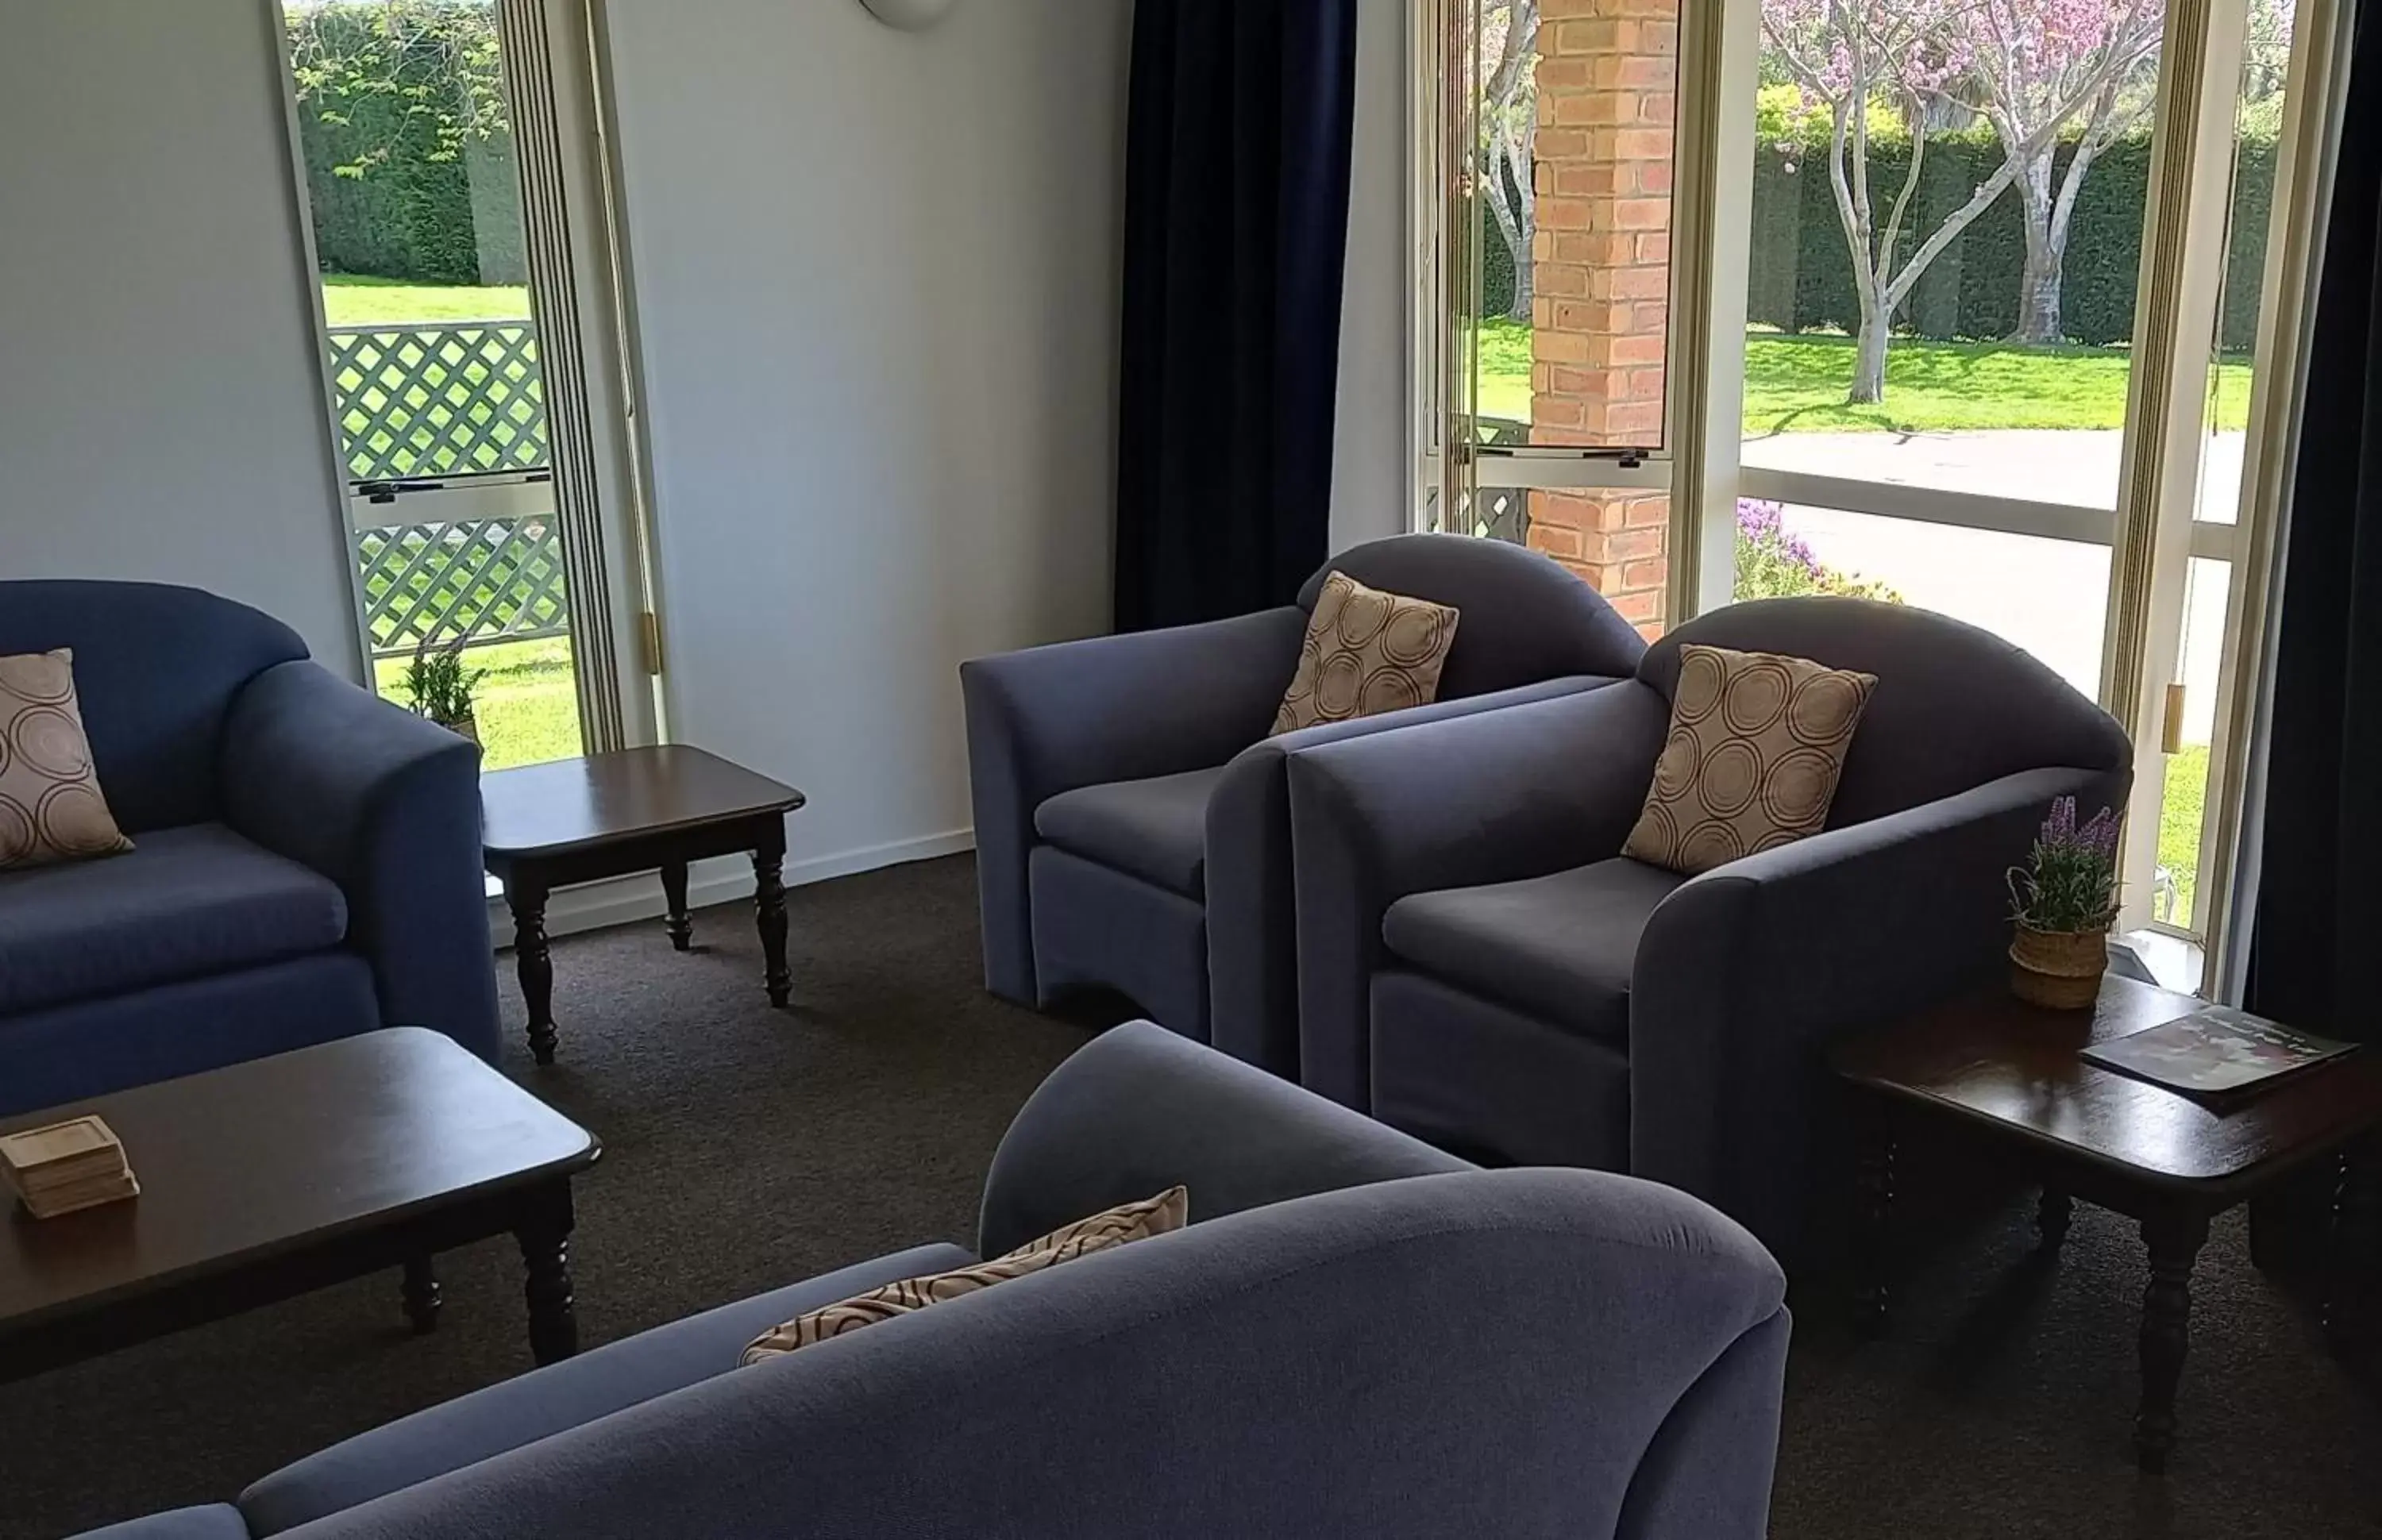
[1283,682,1672,1107]
[977,1020,1469,1257]
[1204,672,1621,1077]
[961,609,1308,1000]
[220,661,499,1061]
[1630,763,2130,1255]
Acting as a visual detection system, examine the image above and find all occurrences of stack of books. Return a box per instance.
[0,1116,139,1219]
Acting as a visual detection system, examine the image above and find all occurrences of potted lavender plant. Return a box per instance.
[2006,796,2121,1010]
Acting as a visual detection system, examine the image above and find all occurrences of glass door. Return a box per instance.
[1425,0,1686,636]
[1699,0,2316,968]
[282,0,626,768]
[1725,0,2175,702]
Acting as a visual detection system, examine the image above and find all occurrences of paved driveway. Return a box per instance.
[1738,429,2243,741]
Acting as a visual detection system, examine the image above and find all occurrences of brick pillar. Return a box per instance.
[1523,0,1677,637]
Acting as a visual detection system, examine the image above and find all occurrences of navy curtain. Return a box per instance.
[2245,4,2382,1046]
[1113,0,1360,632]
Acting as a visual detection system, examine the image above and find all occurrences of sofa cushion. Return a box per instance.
[1274,571,1460,733]
[67,1505,252,1540]
[1381,858,1686,1047]
[1624,644,1876,875]
[1035,766,1223,898]
[0,649,133,871]
[0,823,348,1018]
[239,1242,981,1538]
[744,1188,1187,1362]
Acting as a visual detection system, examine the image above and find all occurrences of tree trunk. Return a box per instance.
[1849,307,1891,403]
[2008,152,2064,345]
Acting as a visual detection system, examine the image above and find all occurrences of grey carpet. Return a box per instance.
[2,853,2377,1538]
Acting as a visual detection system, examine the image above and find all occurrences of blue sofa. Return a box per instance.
[1283,597,2133,1255]
[75,1023,1790,1540]
[0,581,500,1115]
[963,533,1647,1073]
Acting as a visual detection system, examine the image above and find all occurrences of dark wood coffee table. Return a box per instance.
[0,1030,599,1383]
[482,745,807,1065]
[1832,974,2382,1473]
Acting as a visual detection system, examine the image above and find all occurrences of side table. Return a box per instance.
[1830,975,2382,1473]
[482,745,807,1065]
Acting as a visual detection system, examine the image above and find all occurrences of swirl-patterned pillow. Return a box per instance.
[0,650,133,872]
[1622,644,1875,876]
[741,1186,1189,1364]
[1272,572,1460,735]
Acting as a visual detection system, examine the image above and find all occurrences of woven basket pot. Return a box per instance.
[2009,924,2109,1011]
[438,713,480,749]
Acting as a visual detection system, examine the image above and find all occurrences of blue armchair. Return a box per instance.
[0,580,499,1115]
[962,533,1648,1073]
[77,1023,1790,1540]
[1285,597,2133,1254]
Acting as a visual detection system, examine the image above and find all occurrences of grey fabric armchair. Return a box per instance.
[83,1023,1789,1540]
[1285,597,2133,1254]
[0,580,499,1115]
[962,533,1647,1073]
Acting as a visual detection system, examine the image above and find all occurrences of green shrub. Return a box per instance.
[289,3,525,287]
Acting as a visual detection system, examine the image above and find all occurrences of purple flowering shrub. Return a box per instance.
[1733,501,1903,603]
[2009,795,2122,933]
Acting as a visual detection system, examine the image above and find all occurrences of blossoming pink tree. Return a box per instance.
[1956,0,2164,345]
[1763,0,2168,399]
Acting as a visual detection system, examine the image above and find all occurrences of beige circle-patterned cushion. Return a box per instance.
[1622,644,1876,876]
[0,650,133,872]
[740,1186,1189,1364]
[1272,572,1460,735]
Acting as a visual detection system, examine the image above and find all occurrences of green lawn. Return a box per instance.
[322,275,530,327]
[1477,320,2254,437]
[2160,743,2210,931]
[372,636,582,772]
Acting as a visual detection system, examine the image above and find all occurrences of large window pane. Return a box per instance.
[1743,2,2169,510]
[2195,1,2298,529]
[1733,500,2108,701]
[2154,559,2232,930]
[1456,0,1680,452]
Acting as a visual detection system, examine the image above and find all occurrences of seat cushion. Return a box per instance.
[1034,765,1224,898]
[239,1242,981,1537]
[67,1506,252,1540]
[0,822,348,1017]
[1381,858,1686,1047]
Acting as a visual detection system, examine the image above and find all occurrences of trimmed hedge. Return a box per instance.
[1748,131,2276,352]
[1482,127,2275,351]
[292,9,525,287]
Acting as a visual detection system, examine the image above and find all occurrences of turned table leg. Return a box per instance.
[516,1184,579,1366]
[401,1256,441,1334]
[2324,1142,2379,1357]
[661,860,693,953]
[506,876,558,1066]
[2037,1187,2075,1252]
[2136,1207,2210,1474]
[1854,1105,1897,1338]
[753,826,791,1009]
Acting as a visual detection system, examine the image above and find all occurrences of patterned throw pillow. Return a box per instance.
[1273,572,1460,735]
[741,1186,1189,1364]
[1622,644,1876,876]
[0,650,133,872]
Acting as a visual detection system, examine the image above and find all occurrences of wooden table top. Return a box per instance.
[0,1030,597,1329]
[1833,976,2382,1196]
[480,745,804,860]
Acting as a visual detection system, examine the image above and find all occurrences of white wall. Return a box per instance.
[0,0,360,675]
[1332,0,1414,552]
[603,0,1128,880]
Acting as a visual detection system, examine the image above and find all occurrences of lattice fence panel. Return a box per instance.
[326,324,549,483]
[356,518,571,658]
